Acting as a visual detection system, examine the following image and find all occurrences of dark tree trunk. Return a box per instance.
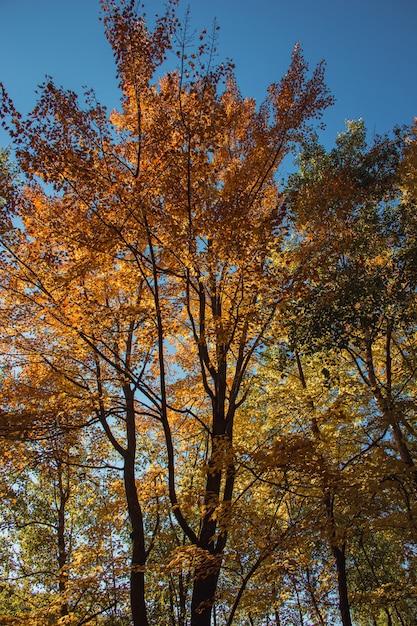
[332,544,352,626]
[324,491,352,626]
[190,435,223,626]
[124,454,149,626]
[56,458,69,618]
[190,423,233,626]
[191,569,221,626]
[124,385,149,626]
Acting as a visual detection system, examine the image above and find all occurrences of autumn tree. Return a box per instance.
[285,119,417,480]
[0,355,131,624]
[0,429,129,625]
[0,1,334,624]
[279,119,417,624]
[2,3,416,625]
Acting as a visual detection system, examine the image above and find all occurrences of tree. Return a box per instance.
[0,367,130,625]
[285,119,417,472]
[280,119,417,625]
[0,1,334,624]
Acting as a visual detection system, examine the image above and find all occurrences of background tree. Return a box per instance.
[279,120,417,624]
[0,412,130,625]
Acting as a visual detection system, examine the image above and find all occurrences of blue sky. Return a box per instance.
[1,0,416,154]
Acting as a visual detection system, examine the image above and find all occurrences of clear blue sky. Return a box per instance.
[1,0,416,153]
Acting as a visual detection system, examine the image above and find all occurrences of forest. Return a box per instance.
[0,1,416,625]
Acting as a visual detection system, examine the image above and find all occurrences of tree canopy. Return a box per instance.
[0,2,416,625]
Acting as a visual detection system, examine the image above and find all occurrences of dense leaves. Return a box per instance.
[0,1,416,624]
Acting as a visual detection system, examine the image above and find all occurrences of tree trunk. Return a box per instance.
[274,606,281,625]
[124,456,149,626]
[331,544,352,626]
[190,427,232,626]
[56,458,69,618]
[191,569,221,626]
[190,456,222,626]
[324,491,352,626]
[124,384,149,626]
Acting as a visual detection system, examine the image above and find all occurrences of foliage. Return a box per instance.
[0,2,416,625]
